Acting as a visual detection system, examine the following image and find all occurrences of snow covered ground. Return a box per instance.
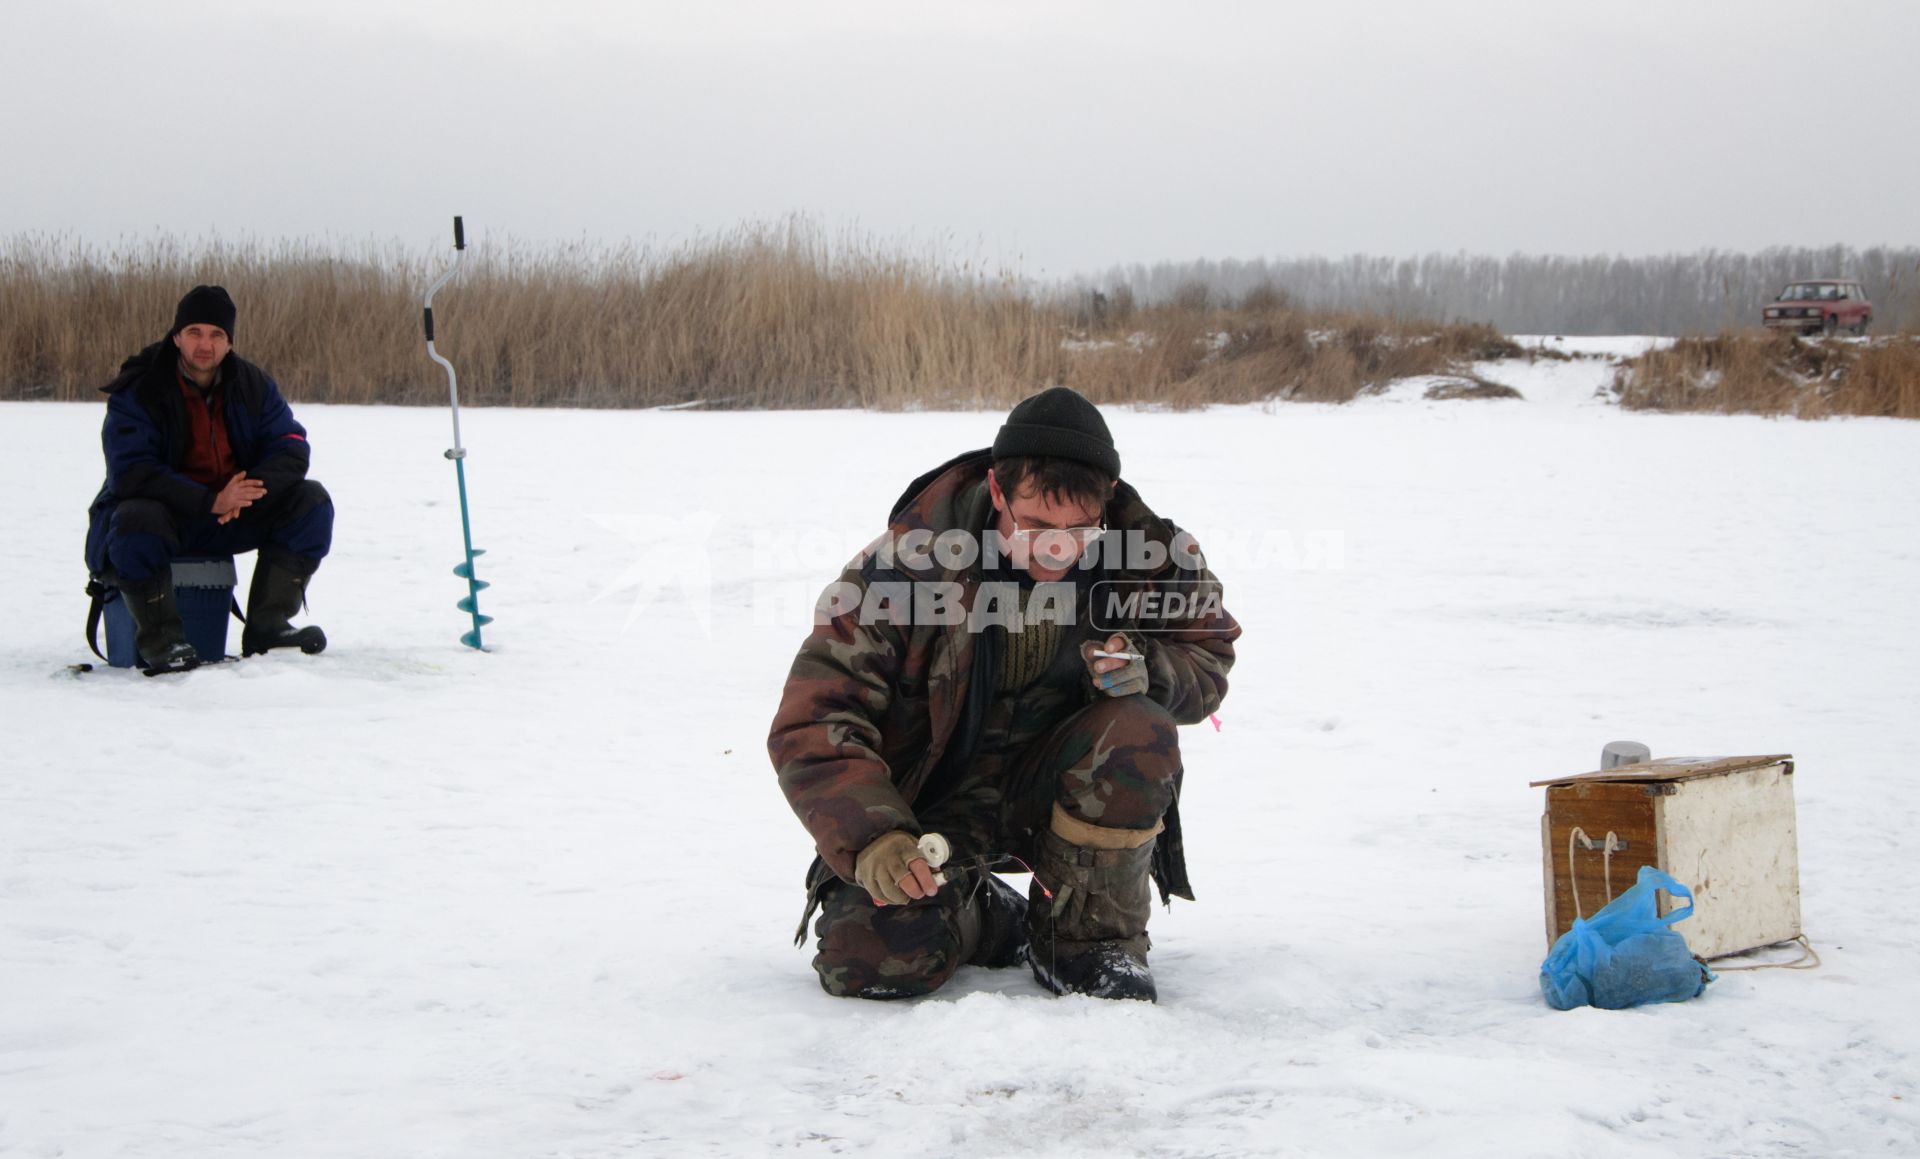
[4,342,1918,1157]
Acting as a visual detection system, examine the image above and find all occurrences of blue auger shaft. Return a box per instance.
[424,215,492,650]
[451,455,491,649]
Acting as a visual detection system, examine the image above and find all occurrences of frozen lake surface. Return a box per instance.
[4,343,1917,1157]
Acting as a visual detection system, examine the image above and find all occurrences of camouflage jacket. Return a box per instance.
[768,448,1241,892]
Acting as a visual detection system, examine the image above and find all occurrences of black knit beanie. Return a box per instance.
[991,386,1121,478]
[171,285,237,340]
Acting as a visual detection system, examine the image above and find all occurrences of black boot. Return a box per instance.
[119,569,201,676]
[241,550,327,657]
[1028,821,1160,1002]
[955,871,1030,969]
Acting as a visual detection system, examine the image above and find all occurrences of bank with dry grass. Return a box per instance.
[1613,332,1920,419]
[1,224,1517,410]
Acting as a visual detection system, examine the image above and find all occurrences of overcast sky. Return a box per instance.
[6,0,1916,277]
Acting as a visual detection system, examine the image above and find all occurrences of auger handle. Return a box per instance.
[424,215,469,452]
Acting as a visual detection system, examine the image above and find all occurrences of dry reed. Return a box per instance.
[1614,332,1920,419]
[0,221,1536,410]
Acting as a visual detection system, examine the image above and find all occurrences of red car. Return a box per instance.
[1763,279,1873,335]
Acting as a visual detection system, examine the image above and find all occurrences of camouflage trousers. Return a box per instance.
[811,694,1182,999]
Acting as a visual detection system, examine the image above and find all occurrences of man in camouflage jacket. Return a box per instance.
[769,387,1240,1002]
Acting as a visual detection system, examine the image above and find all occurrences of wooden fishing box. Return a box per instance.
[1532,754,1800,959]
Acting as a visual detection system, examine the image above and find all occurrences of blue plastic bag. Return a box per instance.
[1540,865,1712,1010]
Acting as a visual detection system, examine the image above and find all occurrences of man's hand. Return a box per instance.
[212,472,267,525]
[854,831,940,906]
[1083,633,1148,698]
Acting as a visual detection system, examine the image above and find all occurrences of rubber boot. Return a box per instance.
[119,569,200,676]
[1028,809,1161,1002]
[241,550,327,657]
[954,871,1030,969]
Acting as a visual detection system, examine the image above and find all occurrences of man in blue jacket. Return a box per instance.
[84,285,333,673]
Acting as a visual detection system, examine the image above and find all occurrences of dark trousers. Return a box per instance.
[810,695,1181,999]
[105,479,333,584]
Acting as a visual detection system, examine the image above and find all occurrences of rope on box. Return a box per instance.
[1569,826,1819,971]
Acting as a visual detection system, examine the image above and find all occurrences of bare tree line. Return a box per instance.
[1073,246,1920,335]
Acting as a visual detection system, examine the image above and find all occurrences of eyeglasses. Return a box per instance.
[1008,513,1105,558]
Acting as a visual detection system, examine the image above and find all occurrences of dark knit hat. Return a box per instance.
[171,285,237,340]
[991,386,1121,478]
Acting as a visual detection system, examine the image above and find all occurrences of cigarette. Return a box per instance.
[1092,650,1144,661]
